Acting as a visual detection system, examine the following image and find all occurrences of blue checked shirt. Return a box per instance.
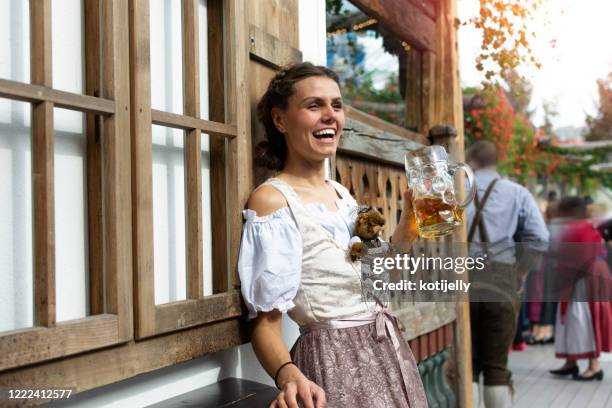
[466,167,549,263]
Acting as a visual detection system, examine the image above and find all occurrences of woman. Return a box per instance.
[549,196,612,381]
[238,62,427,408]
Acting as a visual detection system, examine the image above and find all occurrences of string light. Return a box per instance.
[327,18,378,36]
[352,18,377,31]
[326,17,413,52]
[327,28,348,36]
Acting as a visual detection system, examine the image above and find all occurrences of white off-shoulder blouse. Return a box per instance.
[238,191,359,319]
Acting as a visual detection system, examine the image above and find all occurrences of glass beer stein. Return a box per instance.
[405,146,476,238]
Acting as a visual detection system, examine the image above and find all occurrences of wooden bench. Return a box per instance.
[148,377,277,407]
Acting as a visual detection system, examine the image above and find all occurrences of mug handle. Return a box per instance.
[449,163,476,208]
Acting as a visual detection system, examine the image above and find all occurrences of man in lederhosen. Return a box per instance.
[466,141,549,407]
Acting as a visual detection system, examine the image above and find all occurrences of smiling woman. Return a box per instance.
[239,62,426,408]
[255,63,344,171]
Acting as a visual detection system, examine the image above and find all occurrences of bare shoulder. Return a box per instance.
[246,185,288,217]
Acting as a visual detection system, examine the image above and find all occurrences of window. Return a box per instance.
[130,0,246,338]
[0,0,250,373]
[0,0,132,370]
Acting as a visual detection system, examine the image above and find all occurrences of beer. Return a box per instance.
[405,146,475,238]
[413,196,464,238]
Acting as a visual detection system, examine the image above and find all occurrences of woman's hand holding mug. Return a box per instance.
[391,188,419,245]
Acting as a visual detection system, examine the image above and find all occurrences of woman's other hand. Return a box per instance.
[391,188,419,245]
[270,366,326,408]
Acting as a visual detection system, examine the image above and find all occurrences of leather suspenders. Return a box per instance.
[467,178,499,243]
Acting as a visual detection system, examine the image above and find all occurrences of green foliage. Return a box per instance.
[326,0,344,16]
[540,144,612,192]
[344,72,403,103]
[344,72,404,126]
[464,85,612,194]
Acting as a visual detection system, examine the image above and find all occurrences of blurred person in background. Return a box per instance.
[549,196,612,381]
[525,191,559,345]
[466,140,549,408]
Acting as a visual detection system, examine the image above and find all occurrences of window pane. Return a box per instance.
[199,0,210,120]
[326,0,409,128]
[153,125,187,304]
[54,107,89,322]
[0,0,30,83]
[150,0,184,114]
[52,0,85,94]
[201,133,213,296]
[0,98,33,332]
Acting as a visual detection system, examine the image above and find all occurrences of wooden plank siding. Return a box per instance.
[249,24,303,69]
[0,319,248,400]
[0,315,120,371]
[409,323,454,364]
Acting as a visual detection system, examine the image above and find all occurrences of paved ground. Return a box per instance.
[506,344,612,407]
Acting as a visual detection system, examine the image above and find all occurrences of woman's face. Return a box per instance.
[272,76,345,164]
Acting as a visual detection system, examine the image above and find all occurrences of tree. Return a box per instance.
[504,69,534,118]
[464,86,562,186]
[458,0,545,87]
[585,72,612,141]
[540,100,558,138]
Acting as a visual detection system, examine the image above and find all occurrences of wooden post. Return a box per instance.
[405,49,422,133]
[101,0,133,341]
[84,0,105,316]
[226,0,251,290]
[30,0,55,328]
[430,124,473,408]
[183,0,204,299]
[129,0,156,338]
[428,125,457,151]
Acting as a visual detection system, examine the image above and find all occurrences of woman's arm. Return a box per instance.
[252,311,326,408]
[391,189,419,245]
[245,187,326,408]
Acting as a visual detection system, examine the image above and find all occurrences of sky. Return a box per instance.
[457,0,612,130]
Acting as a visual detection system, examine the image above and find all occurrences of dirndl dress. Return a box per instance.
[239,177,427,408]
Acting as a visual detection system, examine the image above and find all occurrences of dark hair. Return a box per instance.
[255,62,340,170]
[558,196,586,218]
[466,140,499,169]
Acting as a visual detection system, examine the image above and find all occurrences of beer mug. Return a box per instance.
[405,146,475,238]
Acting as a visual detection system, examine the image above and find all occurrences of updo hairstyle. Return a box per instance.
[255,62,341,170]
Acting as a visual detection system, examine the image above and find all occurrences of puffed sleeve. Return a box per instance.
[238,208,302,319]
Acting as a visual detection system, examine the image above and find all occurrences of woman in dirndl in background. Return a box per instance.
[549,196,612,381]
[237,62,427,408]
